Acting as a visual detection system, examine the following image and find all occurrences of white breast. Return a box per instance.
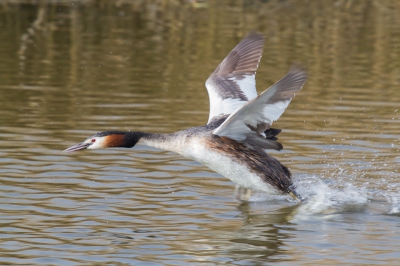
[180,138,279,195]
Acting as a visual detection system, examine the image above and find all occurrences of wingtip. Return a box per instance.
[277,142,283,151]
[288,63,308,77]
[245,30,265,40]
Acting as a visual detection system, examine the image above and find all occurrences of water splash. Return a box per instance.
[245,165,400,217]
[294,175,368,218]
[385,190,400,214]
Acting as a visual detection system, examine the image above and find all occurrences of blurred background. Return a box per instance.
[1,0,400,265]
[2,0,399,134]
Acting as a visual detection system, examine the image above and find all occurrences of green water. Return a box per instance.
[1,1,400,265]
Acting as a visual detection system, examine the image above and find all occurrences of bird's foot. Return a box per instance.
[234,185,252,201]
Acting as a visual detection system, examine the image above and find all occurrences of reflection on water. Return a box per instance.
[1,0,400,264]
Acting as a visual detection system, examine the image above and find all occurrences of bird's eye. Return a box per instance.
[91,139,96,143]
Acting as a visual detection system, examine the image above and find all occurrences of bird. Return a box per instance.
[64,32,307,202]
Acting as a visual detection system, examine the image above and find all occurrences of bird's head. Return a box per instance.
[63,131,142,152]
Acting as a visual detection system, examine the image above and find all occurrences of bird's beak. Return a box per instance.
[63,142,91,152]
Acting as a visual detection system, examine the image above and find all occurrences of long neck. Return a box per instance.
[136,132,184,154]
[121,132,146,148]
[120,132,185,154]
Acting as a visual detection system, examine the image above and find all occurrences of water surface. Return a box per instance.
[1,1,400,265]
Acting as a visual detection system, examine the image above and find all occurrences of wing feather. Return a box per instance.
[206,32,265,124]
[212,66,307,150]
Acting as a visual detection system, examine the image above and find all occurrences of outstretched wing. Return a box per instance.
[212,66,307,150]
[205,32,265,124]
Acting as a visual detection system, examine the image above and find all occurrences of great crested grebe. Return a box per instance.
[64,32,307,202]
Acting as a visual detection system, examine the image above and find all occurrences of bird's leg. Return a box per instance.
[234,185,252,201]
